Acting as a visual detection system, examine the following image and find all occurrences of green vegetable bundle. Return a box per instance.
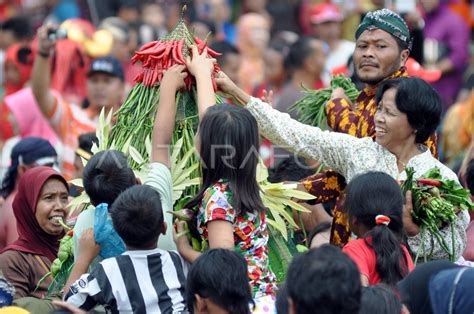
[37,218,74,297]
[401,167,474,262]
[289,74,359,129]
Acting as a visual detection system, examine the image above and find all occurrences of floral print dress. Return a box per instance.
[197,181,277,297]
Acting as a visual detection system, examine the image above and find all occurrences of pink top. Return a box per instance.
[4,87,58,145]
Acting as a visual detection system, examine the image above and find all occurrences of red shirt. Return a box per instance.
[342,237,414,285]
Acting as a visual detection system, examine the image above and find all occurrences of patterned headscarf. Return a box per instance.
[356,8,412,50]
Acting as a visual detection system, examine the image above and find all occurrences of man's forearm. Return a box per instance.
[31,53,54,116]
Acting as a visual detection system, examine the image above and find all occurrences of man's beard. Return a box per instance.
[356,63,402,86]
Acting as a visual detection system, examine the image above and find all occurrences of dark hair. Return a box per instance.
[82,150,136,206]
[78,132,99,153]
[110,185,163,248]
[1,137,57,198]
[284,36,317,70]
[307,221,332,248]
[268,156,313,183]
[345,172,408,286]
[466,159,474,196]
[185,105,266,215]
[0,16,33,41]
[209,40,239,67]
[287,245,361,314]
[359,284,402,314]
[186,249,253,314]
[275,284,289,314]
[375,77,441,144]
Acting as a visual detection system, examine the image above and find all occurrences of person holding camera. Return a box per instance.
[31,25,126,180]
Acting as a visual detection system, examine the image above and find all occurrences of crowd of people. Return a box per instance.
[0,0,473,313]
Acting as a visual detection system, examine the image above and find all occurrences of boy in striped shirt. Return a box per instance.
[64,184,188,313]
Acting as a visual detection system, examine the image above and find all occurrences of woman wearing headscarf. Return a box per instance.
[0,167,69,299]
[0,137,58,250]
[429,267,474,314]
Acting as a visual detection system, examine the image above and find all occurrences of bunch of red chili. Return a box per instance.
[132,36,221,90]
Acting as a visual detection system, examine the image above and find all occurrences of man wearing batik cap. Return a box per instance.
[300,8,439,247]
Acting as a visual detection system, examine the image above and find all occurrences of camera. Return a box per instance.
[48,28,68,41]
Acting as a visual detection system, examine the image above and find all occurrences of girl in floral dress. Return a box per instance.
[174,46,276,309]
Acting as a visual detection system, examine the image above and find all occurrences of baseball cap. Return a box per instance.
[405,58,442,83]
[310,3,343,25]
[87,56,124,81]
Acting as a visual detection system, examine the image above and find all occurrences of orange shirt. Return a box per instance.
[46,96,96,180]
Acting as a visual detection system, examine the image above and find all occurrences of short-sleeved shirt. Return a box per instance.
[343,237,414,285]
[46,94,96,180]
[73,162,176,266]
[197,181,277,297]
[65,248,188,313]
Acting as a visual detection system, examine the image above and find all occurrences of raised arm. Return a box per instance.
[215,72,377,178]
[151,65,187,166]
[31,25,56,117]
[185,46,216,120]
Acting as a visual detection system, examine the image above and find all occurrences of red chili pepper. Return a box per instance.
[176,39,186,64]
[134,71,144,83]
[211,77,217,91]
[171,41,181,64]
[194,37,206,54]
[206,47,222,57]
[418,179,442,187]
[67,229,74,237]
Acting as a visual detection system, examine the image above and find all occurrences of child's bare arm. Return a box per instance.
[64,229,100,296]
[186,46,216,120]
[151,65,188,167]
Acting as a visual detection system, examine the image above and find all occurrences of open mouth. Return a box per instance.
[375,127,387,136]
[48,215,65,226]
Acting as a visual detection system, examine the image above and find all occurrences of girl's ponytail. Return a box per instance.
[366,215,409,286]
[345,172,409,286]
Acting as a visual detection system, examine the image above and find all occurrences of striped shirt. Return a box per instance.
[65,248,188,313]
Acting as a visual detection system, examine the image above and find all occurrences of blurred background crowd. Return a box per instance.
[0,0,473,177]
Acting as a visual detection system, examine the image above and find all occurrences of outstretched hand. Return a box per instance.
[185,45,215,78]
[161,64,188,91]
[36,24,57,56]
[262,89,274,105]
[215,71,238,98]
[403,191,420,236]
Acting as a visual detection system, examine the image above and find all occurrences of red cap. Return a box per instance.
[405,58,442,83]
[310,3,343,24]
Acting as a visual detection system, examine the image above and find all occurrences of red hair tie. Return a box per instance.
[375,215,391,226]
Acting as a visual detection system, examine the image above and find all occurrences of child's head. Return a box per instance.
[286,245,361,314]
[268,156,313,183]
[186,249,253,314]
[345,171,408,286]
[74,132,98,178]
[82,150,136,206]
[189,104,266,214]
[110,185,164,249]
[209,41,240,86]
[307,221,331,249]
[359,284,402,314]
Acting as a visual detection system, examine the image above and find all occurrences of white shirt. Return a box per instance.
[246,97,469,261]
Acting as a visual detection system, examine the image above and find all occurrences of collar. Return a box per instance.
[362,67,408,97]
